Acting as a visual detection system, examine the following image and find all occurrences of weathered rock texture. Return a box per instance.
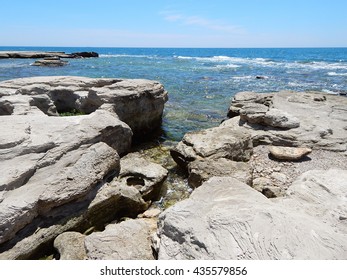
[0,76,168,136]
[171,90,346,189]
[54,232,87,260]
[225,91,347,151]
[0,76,168,259]
[188,158,252,188]
[156,172,347,259]
[116,152,168,201]
[161,90,347,260]
[54,217,157,260]
[170,127,253,169]
[85,218,157,260]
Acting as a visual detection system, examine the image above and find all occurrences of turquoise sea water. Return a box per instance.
[1,47,347,141]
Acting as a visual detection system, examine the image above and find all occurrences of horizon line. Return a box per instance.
[1,45,347,49]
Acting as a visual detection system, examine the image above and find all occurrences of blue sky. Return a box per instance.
[1,0,346,47]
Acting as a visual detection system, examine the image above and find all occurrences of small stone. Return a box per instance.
[273,166,282,172]
[138,208,161,218]
[269,146,312,161]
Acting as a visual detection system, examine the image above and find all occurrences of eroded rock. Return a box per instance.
[54,232,87,260]
[188,158,252,188]
[171,126,253,169]
[0,76,167,259]
[156,172,347,259]
[116,152,168,201]
[85,218,157,260]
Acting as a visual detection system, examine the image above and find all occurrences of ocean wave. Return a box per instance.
[175,55,347,71]
[231,75,254,80]
[286,61,347,71]
[100,54,157,59]
[214,63,240,69]
[176,55,278,67]
[327,71,347,76]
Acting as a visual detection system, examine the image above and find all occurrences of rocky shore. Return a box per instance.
[0,51,99,59]
[0,76,167,259]
[0,77,346,259]
[159,90,347,259]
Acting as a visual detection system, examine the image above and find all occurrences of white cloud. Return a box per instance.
[161,11,244,34]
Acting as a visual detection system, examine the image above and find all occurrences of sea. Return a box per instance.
[1,47,347,142]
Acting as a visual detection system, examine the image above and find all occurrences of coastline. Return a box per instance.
[0,47,346,260]
[0,50,99,59]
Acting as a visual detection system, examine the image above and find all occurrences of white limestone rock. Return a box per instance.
[156,171,347,260]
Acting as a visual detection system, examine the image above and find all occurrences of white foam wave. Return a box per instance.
[100,54,156,59]
[231,75,254,80]
[176,55,277,66]
[322,89,339,94]
[102,54,347,71]
[174,55,195,60]
[285,61,347,71]
[214,63,240,69]
[327,71,347,76]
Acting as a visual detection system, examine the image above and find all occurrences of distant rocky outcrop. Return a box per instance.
[0,76,168,259]
[71,52,99,58]
[31,57,69,67]
[0,51,99,59]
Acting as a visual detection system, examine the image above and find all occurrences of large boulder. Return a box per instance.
[170,126,253,169]
[0,173,148,260]
[156,170,347,259]
[0,76,168,136]
[0,76,167,259]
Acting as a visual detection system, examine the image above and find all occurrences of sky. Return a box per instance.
[1,0,346,48]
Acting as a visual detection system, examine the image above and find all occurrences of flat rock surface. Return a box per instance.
[157,173,347,259]
[225,91,347,151]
